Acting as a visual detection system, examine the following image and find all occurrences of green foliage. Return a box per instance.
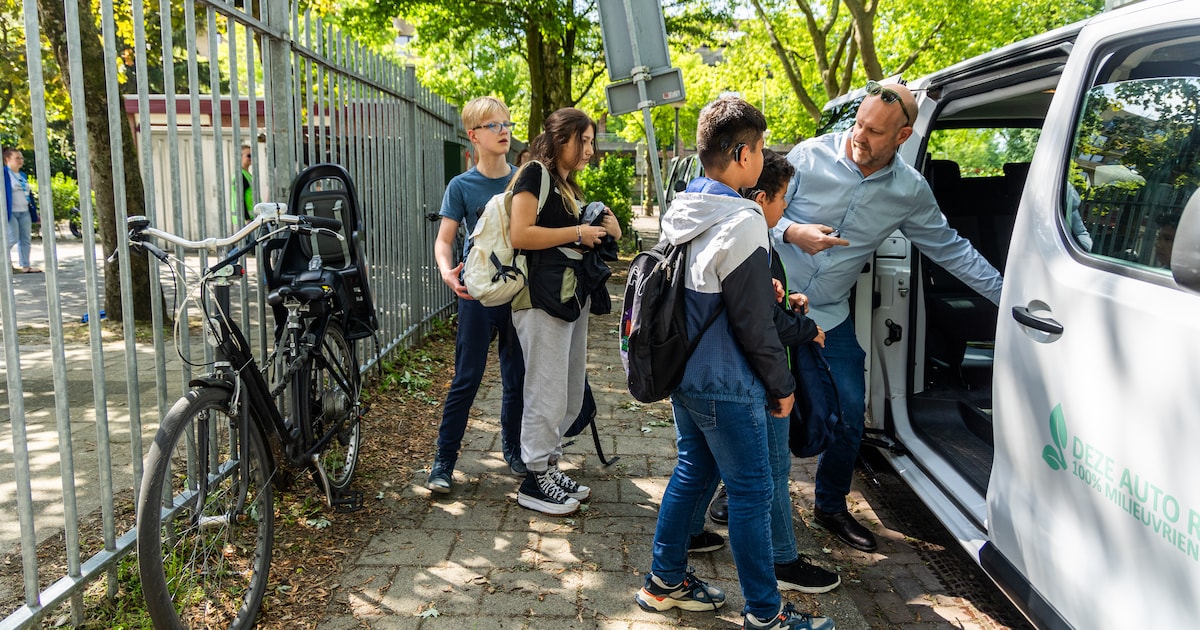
[577,154,633,233]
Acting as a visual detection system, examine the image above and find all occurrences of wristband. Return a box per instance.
[575,225,582,245]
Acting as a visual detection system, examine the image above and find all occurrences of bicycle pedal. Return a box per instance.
[331,489,364,513]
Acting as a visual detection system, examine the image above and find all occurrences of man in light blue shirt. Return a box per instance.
[772,82,1002,552]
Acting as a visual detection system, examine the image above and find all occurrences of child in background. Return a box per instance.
[426,97,526,494]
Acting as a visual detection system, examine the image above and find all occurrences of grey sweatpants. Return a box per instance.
[512,301,590,472]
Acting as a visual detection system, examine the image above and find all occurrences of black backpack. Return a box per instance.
[620,240,723,403]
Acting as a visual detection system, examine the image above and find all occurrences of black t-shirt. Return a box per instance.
[513,162,580,235]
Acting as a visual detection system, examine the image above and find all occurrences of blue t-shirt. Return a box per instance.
[439,164,515,260]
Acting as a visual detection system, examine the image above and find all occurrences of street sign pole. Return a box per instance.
[600,0,681,215]
[622,0,667,215]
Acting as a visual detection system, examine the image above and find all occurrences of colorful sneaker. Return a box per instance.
[775,557,840,593]
[688,530,725,554]
[425,455,454,494]
[635,571,725,612]
[517,470,580,515]
[547,465,590,500]
[744,603,835,629]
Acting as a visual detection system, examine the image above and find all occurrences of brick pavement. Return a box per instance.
[317,211,1022,629]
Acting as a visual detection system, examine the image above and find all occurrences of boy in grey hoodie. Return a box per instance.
[634,97,834,630]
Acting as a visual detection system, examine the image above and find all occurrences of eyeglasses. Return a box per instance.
[471,121,516,133]
[865,80,913,126]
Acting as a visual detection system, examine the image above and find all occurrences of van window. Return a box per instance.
[1066,39,1200,271]
[927,128,1040,178]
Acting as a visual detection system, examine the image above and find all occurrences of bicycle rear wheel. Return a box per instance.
[310,320,362,491]
[137,386,275,630]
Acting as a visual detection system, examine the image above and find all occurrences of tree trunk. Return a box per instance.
[37,0,152,322]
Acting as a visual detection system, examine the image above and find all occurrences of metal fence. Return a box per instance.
[0,1,461,626]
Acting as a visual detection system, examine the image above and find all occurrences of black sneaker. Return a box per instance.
[635,571,725,612]
[546,465,590,500]
[707,484,728,524]
[425,454,455,494]
[502,441,527,476]
[517,470,580,515]
[744,602,835,629]
[688,530,725,554]
[775,557,840,593]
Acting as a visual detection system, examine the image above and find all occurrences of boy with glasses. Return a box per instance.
[772,81,1002,553]
[426,97,526,494]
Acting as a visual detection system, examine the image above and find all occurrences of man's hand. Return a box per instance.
[784,223,850,255]
[440,262,473,299]
[772,278,785,303]
[770,393,795,418]
[787,292,810,314]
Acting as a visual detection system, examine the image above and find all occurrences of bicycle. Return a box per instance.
[131,165,376,629]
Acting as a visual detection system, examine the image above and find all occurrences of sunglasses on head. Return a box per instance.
[865,80,913,126]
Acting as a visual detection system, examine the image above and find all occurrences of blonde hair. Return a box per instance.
[461,96,509,133]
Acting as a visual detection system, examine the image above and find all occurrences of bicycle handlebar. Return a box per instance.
[126,202,345,254]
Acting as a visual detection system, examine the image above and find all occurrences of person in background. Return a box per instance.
[509,107,619,515]
[516,148,532,166]
[636,96,834,630]
[235,144,255,224]
[426,96,526,494]
[4,148,40,274]
[774,81,1002,553]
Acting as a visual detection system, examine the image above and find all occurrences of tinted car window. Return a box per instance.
[1066,39,1200,272]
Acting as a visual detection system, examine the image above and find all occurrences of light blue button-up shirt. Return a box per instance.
[772,131,1003,330]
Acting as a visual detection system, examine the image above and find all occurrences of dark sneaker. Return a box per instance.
[775,557,840,593]
[517,470,580,515]
[744,603,835,629]
[707,484,728,525]
[503,442,527,476]
[635,571,725,612]
[425,455,455,494]
[547,465,590,500]
[688,530,725,554]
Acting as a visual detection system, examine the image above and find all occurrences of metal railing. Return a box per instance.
[0,1,461,626]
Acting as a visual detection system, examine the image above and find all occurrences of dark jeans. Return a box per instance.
[435,297,525,459]
[814,318,867,513]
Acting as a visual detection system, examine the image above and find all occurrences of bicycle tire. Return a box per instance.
[310,319,361,491]
[137,386,275,630]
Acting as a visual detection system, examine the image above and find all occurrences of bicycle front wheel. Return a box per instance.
[311,320,362,491]
[137,386,275,630]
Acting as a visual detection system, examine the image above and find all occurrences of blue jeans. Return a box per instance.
[652,392,779,619]
[7,210,32,269]
[435,297,525,459]
[814,318,867,513]
[687,413,798,565]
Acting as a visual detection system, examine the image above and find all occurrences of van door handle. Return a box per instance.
[1012,306,1063,335]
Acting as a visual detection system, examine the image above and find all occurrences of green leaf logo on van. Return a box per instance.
[1042,404,1068,471]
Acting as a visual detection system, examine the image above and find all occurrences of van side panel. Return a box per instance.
[991,5,1200,628]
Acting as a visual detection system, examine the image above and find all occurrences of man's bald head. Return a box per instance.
[859,81,917,130]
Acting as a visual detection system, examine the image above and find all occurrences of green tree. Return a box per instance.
[37,0,153,322]
[577,154,634,234]
[746,0,1104,125]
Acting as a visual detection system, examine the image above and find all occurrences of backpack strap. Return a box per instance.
[522,159,552,216]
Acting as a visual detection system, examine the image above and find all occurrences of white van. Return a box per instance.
[826,0,1200,627]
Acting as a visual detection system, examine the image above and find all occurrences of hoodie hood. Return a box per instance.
[661,178,762,246]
